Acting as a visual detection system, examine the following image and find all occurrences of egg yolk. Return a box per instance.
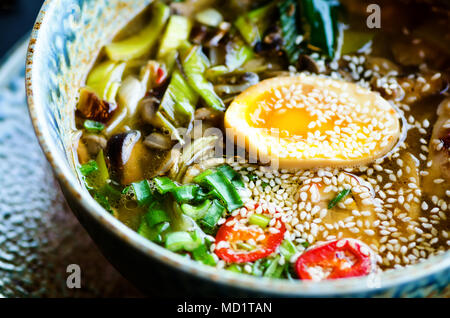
[225,75,402,168]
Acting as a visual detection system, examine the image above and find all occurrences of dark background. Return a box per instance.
[0,0,45,59]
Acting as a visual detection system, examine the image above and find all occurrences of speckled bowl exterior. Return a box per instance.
[26,0,450,297]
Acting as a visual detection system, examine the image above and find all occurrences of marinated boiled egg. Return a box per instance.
[224,74,401,169]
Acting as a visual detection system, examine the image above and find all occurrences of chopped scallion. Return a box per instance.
[328,189,351,209]
[79,160,98,176]
[131,180,153,206]
[83,120,105,133]
[248,214,271,228]
[153,176,177,194]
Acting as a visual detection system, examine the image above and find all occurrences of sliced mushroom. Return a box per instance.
[144,132,173,150]
[106,130,146,184]
[140,96,159,124]
[82,133,107,157]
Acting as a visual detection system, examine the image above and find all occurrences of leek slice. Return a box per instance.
[157,15,193,60]
[105,2,170,61]
[86,60,126,102]
[159,70,198,126]
[234,2,276,46]
[181,45,225,111]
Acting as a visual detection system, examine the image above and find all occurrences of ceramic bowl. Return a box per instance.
[26,0,450,297]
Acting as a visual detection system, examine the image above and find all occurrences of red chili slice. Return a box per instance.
[215,215,286,264]
[295,239,376,281]
[155,67,167,86]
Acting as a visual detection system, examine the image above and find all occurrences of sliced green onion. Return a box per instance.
[172,184,200,203]
[80,160,98,176]
[192,244,216,266]
[227,264,243,273]
[193,169,214,184]
[153,176,177,194]
[93,192,113,214]
[249,214,271,229]
[165,231,203,252]
[181,199,212,220]
[301,241,310,248]
[131,180,153,206]
[100,183,122,202]
[217,164,245,189]
[279,239,296,259]
[83,120,105,133]
[138,220,171,244]
[236,242,256,251]
[252,260,264,276]
[146,202,171,227]
[263,256,281,278]
[122,186,131,194]
[195,170,243,212]
[328,189,351,209]
[200,200,226,230]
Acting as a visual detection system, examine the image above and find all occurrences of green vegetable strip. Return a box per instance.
[234,1,276,46]
[96,150,109,186]
[165,231,203,252]
[181,199,212,220]
[200,199,226,229]
[300,0,340,58]
[227,264,243,273]
[248,214,271,228]
[181,45,225,111]
[216,165,245,189]
[263,256,281,278]
[279,239,296,259]
[86,61,126,102]
[138,221,171,244]
[80,160,98,176]
[192,244,216,266]
[157,15,192,60]
[279,0,302,64]
[105,2,170,61]
[83,120,105,133]
[131,180,153,206]
[94,193,113,214]
[225,38,254,71]
[196,170,243,211]
[159,70,198,126]
[172,184,200,203]
[154,177,178,194]
[328,189,351,209]
[146,202,171,227]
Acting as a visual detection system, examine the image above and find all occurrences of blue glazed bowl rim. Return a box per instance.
[25,0,450,296]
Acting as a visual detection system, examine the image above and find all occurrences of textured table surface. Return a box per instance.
[0,38,142,298]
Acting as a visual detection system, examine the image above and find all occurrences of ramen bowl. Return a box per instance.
[26,0,450,297]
